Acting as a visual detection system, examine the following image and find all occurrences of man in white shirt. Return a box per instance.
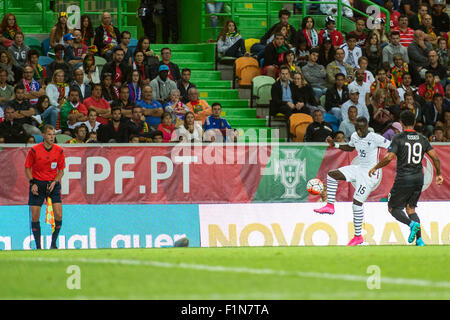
[340,33,362,69]
[348,68,371,108]
[341,87,370,122]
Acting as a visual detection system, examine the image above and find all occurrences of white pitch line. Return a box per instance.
[4,256,450,289]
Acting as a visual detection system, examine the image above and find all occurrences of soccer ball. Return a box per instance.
[307,178,324,195]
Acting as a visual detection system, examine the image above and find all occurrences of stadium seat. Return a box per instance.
[95,56,107,74]
[250,75,275,108]
[245,38,260,53]
[233,56,261,89]
[38,56,54,67]
[289,113,313,142]
[55,134,72,144]
[320,94,326,107]
[24,37,43,56]
[42,38,50,56]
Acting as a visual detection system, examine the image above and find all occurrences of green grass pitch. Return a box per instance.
[1,246,449,300]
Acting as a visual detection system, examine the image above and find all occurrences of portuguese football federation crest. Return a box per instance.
[275,149,306,198]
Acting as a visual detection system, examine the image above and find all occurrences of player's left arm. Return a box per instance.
[426,149,443,185]
[369,151,395,177]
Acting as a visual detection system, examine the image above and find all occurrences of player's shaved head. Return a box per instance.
[355,117,369,138]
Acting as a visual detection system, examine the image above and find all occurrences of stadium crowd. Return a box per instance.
[0,1,449,144]
[218,1,449,142]
[0,9,237,144]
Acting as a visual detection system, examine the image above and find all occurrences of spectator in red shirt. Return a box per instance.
[83,83,111,125]
[318,16,344,50]
[381,0,401,29]
[25,124,66,250]
[394,15,415,48]
[418,70,445,102]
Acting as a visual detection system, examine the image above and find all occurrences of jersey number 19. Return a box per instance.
[405,142,422,164]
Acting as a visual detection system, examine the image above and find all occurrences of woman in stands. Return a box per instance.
[217,20,247,58]
[299,16,319,50]
[292,72,320,113]
[46,69,69,111]
[132,50,151,85]
[127,70,143,103]
[0,13,22,49]
[0,49,17,84]
[364,32,382,76]
[157,111,175,142]
[283,51,300,77]
[136,36,159,67]
[35,95,59,129]
[81,54,100,85]
[171,111,203,142]
[101,73,119,103]
[50,12,71,49]
[80,15,97,55]
[318,37,335,67]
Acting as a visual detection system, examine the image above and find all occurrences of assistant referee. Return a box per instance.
[25,124,66,249]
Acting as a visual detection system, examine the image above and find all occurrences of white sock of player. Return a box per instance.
[326,175,338,205]
[352,204,364,237]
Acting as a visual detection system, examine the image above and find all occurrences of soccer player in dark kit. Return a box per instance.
[369,110,443,246]
[25,124,66,249]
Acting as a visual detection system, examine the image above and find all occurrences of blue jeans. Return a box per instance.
[205,2,224,27]
[41,106,59,128]
[312,87,327,99]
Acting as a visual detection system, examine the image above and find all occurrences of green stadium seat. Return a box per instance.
[38,56,54,67]
[24,37,43,56]
[251,76,275,108]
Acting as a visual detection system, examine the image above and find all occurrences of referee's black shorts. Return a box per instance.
[388,179,423,209]
[28,180,62,207]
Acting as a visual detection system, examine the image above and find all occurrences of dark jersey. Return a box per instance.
[388,130,433,183]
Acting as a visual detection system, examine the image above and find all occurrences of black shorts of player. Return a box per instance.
[28,180,62,207]
[388,176,423,209]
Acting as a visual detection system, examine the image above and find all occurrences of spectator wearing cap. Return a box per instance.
[101,46,130,88]
[94,11,121,61]
[150,64,177,104]
[341,86,370,122]
[382,31,409,69]
[431,0,450,35]
[318,16,344,49]
[64,32,88,69]
[320,1,354,19]
[50,12,71,48]
[152,47,181,82]
[382,121,403,140]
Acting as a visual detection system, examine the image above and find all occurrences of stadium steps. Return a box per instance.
[150,43,278,142]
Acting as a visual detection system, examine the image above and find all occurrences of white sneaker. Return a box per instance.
[32,115,42,125]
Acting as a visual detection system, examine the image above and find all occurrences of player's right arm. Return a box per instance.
[326,136,355,152]
[426,149,443,185]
